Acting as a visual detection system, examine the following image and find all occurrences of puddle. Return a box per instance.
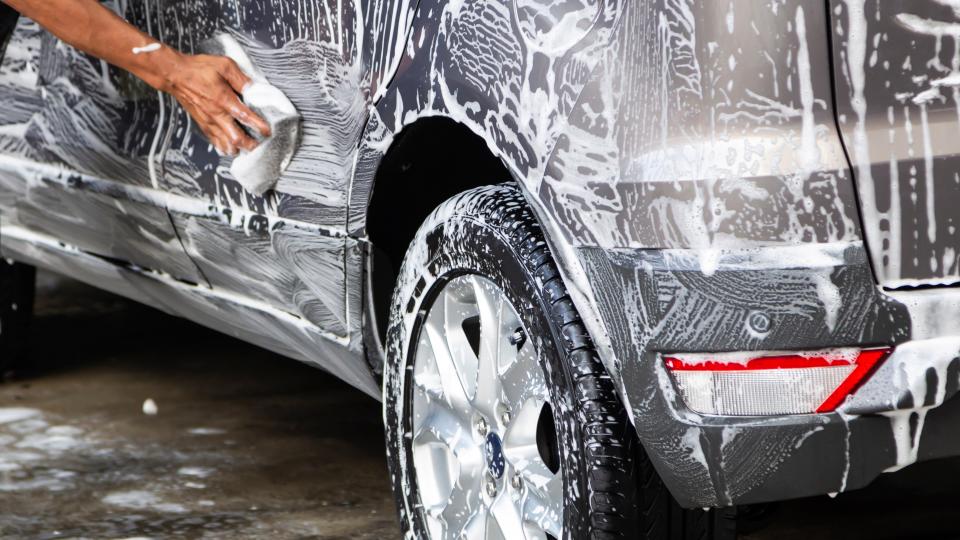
[0,406,249,537]
[103,490,188,514]
[187,427,227,436]
[0,400,396,539]
[177,466,215,478]
[0,276,400,539]
[0,407,90,493]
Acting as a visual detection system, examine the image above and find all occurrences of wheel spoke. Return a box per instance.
[414,402,476,460]
[412,356,446,436]
[412,440,458,511]
[522,473,563,538]
[424,316,472,414]
[491,489,527,540]
[469,276,509,420]
[485,513,508,540]
[499,341,549,426]
[442,279,481,400]
[440,463,484,538]
[460,505,492,539]
[503,399,554,489]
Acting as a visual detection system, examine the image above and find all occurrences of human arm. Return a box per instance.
[2,0,270,155]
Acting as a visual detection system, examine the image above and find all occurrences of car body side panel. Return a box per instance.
[0,12,203,283]
[829,0,960,289]
[545,1,860,251]
[1,0,418,391]
[157,0,417,344]
[349,0,619,235]
[0,159,202,283]
[0,225,380,398]
[551,0,879,506]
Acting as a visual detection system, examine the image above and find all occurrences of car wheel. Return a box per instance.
[383,185,739,539]
[0,258,35,376]
[383,185,640,539]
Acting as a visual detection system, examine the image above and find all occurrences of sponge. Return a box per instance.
[199,34,302,196]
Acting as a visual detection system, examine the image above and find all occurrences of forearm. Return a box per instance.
[3,0,270,155]
[1,0,180,91]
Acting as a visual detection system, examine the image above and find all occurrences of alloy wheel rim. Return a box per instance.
[410,275,563,540]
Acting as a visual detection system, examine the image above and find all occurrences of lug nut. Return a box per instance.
[475,416,489,436]
[511,473,523,491]
[500,409,511,426]
[485,478,498,497]
[509,327,526,348]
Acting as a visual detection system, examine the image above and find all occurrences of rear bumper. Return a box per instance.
[575,242,960,508]
[658,339,960,508]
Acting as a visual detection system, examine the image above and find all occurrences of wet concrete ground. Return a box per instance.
[2,274,960,539]
[0,275,398,539]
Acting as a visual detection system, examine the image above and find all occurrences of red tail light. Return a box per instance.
[663,348,890,416]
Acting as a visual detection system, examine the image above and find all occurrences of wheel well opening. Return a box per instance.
[0,4,19,61]
[366,117,513,343]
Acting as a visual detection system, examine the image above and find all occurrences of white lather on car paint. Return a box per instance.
[6,1,960,539]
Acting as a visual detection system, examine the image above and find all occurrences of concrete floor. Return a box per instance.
[2,275,960,539]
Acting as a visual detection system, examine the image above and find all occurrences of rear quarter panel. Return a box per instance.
[352,0,911,507]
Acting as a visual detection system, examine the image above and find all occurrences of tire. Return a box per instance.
[639,450,739,540]
[383,185,737,540]
[0,258,35,376]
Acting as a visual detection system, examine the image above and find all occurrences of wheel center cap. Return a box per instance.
[484,432,506,479]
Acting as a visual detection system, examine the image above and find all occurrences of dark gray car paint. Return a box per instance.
[3,0,960,511]
[830,0,960,290]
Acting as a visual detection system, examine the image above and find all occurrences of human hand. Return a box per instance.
[0,1,270,155]
[158,52,271,155]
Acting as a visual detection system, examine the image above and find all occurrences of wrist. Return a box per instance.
[131,45,184,93]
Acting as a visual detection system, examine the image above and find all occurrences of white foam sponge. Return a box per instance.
[203,34,302,196]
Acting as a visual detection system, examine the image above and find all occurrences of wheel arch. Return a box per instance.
[354,113,629,413]
[354,113,635,460]
[359,115,522,366]
[347,0,627,396]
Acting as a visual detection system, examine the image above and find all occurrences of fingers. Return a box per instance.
[217,57,250,94]
[226,95,272,138]
[199,116,233,155]
[214,108,258,152]
[236,105,272,139]
[187,91,258,154]
[168,53,274,152]
[189,103,235,155]
[216,58,271,138]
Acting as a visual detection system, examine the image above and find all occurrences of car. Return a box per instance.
[3,0,960,538]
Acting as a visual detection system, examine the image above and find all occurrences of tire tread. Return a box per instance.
[472,187,640,538]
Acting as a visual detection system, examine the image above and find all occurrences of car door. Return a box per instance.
[830,0,960,289]
[0,2,203,284]
[157,0,415,340]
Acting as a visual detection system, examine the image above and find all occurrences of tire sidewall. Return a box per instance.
[383,191,589,539]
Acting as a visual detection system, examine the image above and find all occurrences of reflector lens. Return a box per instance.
[664,349,889,416]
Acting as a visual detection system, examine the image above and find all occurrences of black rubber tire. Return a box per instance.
[639,451,738,540]
[0,258,35,376]
[383,185,639,538]
[383,185,738,540]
